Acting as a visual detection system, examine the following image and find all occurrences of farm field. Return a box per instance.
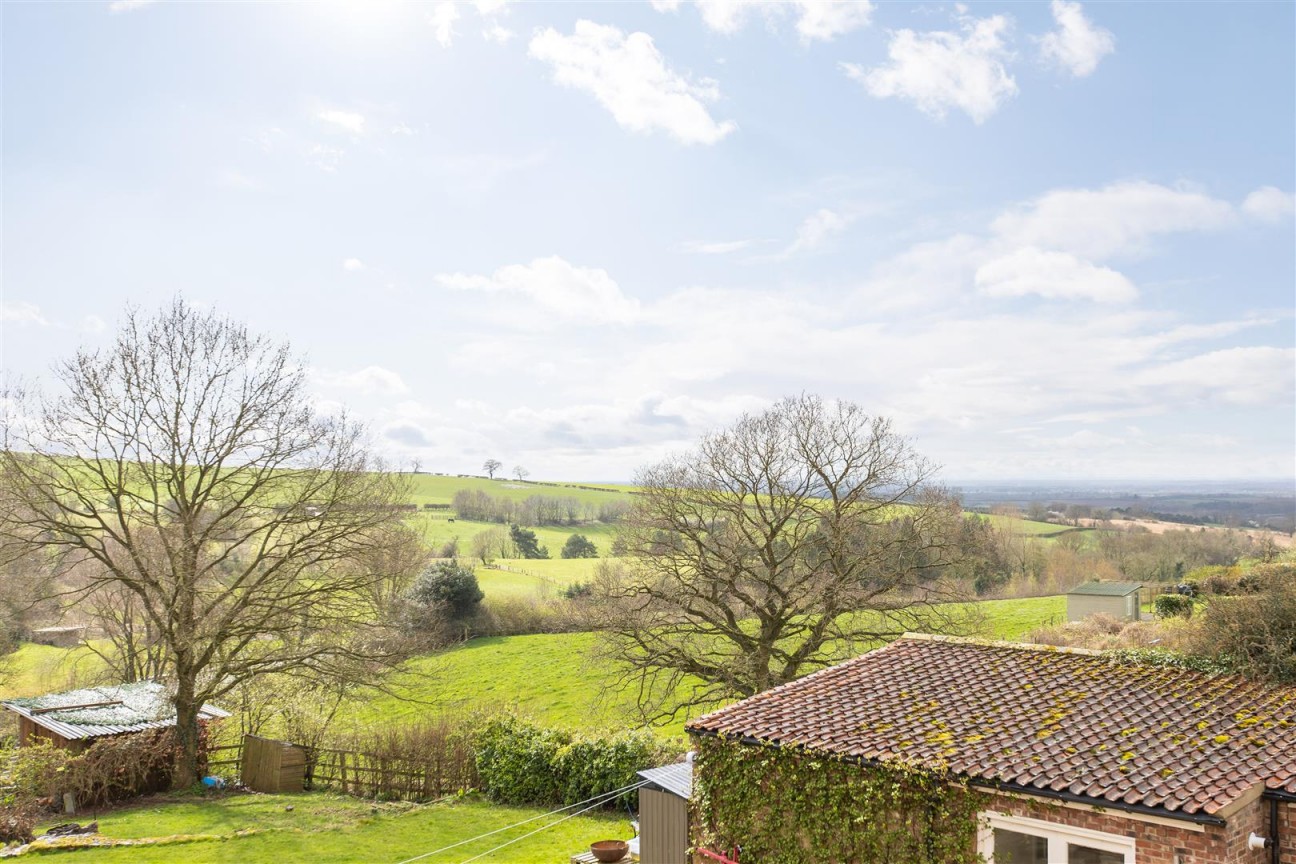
[404,473,635,508]
[474,559,602,599]
[331,595,1067,740]
[24,792,624,864]
[0,597,1067,742]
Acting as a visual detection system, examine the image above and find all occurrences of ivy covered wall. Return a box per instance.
[691,734,987,864]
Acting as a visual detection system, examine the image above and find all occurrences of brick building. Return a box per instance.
[686,635,1296,863]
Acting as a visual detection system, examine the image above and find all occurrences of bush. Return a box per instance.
[407,561,484,621]
[1154,593,1195,619]
[474,714,670,808]
[474,715,569,806]
[561,534,598,559]
[1194,575,1296,683]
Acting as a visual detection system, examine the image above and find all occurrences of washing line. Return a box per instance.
[391,780,647,864]
[453,781,648,864]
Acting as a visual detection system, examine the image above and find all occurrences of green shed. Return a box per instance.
[1066,581,1143,623]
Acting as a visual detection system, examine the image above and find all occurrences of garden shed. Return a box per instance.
[686,634,1296,864]
[2,681,230,753]
[636,761,691,864]
[1065,580,1143,622]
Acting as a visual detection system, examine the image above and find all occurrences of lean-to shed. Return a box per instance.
[1065,580,1142,622]
[2,681,230,752]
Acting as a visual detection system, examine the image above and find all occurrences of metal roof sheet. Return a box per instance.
[2,681,230,741]
[1067,580,1143,596]
[638,762,693,800]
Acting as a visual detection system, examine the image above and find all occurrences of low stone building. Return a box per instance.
[686,634,1296,864]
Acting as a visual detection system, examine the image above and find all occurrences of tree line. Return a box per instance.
[450,488,629,526]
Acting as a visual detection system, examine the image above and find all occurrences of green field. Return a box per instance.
[25,792,624,864]
[475,559,603,599]
[1,597,1066,744]
[331,595,1066,740]
[404,473,635,508]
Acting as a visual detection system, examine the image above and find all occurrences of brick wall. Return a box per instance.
[987,792,1278,864]
[1278,798,1295,862]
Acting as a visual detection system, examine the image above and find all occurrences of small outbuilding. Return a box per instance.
[2,681,230,753]
[635,761,692,864]
[1065,580,1143,622]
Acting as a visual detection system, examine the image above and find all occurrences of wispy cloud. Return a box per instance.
[782,208,850,256]
[436,255,641,324]
[108,0,157,13]
[1039,0,1115,78]
[682,239,755,254]
[318,109,366,135]
[529,20,736,146]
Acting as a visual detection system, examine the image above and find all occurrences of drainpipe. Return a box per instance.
[1272,796,1279,864]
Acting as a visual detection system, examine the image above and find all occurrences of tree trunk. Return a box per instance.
[172,673,202,789]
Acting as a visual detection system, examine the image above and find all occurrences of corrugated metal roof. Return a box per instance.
[2,681,230,741]
[1066,580,1142,596]
[638,762,692,799]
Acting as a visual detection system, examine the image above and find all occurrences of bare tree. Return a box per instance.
[0,299,421,786]
[482,459,502,480]
[592,395,973,722]
[513,465,529,482]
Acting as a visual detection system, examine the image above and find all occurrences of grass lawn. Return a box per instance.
[24,791,626,863]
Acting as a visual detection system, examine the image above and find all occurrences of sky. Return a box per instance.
[1,0,1293,484]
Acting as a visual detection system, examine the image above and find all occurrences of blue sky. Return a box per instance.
[2,0,1293,482]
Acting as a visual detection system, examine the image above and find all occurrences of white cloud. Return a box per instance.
[390,123,413,136]
[317,109,366,135]
[844,12,1017,123]
[307,144,344,172]
[482,24,515,44]
[80,315,107,334]
[429,2,460,47]
[663,1,872,43]
[991,181,1237,260]
[1039,0,1115,78]
[316,365,410,396]
[342,258,365,271]
[793,0,874,43]
[783,208,850,256]
[528,20,736,146]
[1242,186,1296,222]
[436,255,642,324]
[108,0,156,13]
[1136,347,1295,407]
[683,239,755,254]
[975,247,1137,303]
[1,301,49,326]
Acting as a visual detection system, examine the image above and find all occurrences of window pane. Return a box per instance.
[992,828,1048,863]
[1069,844,1125,864]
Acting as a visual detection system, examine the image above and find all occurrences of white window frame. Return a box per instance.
[978,811,1136,864]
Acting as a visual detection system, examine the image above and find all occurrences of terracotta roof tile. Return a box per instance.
[685,634,1296,816]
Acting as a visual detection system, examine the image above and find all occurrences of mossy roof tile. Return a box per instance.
[686,634,1296,816]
